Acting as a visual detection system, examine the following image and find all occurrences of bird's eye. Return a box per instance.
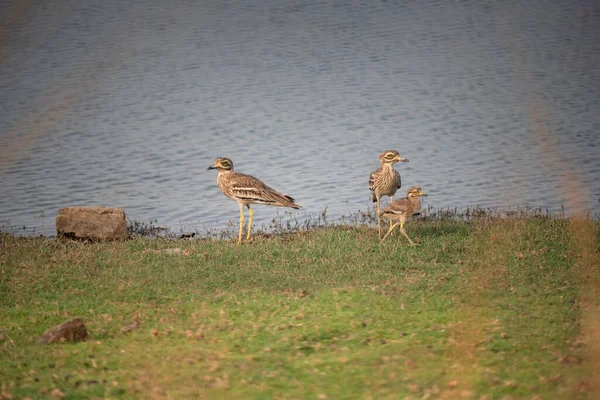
[386,154,394,159]
[222,161,229,166]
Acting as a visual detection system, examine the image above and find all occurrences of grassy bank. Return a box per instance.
[1,215,599,399]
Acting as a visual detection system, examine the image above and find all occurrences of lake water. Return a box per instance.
[1,0,599,236]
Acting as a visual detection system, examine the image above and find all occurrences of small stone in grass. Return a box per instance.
[37,319,89,345]
[120,322,140,334]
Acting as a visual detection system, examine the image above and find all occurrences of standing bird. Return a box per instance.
[208,157,300,244]
[369,150,409,238]
[380,186,427,244]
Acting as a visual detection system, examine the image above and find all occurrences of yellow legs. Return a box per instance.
[246,205,254,241]
[376,195,394,239]
[376,195,382,238]
[236,204,255,244]
[388,196,394,232]
[381,221,416,246]
[237,204,245,244]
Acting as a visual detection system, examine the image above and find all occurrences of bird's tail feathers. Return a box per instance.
[284,195,301,209]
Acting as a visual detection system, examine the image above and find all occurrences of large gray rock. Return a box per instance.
[38,318,89,344]
[56,206,127,240]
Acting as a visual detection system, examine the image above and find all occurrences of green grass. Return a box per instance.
[1,216,598,399]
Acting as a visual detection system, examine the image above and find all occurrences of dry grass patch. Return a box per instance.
[567,217,600,397]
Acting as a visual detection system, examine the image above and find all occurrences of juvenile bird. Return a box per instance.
[380,186,427,244]
[369,150,409,237]
[208,157,300,244]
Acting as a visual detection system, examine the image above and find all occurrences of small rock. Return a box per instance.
[56,206,127,241]
[38,318,89,344]
[120,322,140,333]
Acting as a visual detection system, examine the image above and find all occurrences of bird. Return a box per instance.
[379,186,427,244]
[369,150,409,238]
[208,157,300,244]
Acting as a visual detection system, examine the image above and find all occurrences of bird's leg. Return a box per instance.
[382,222,398,241]
[399,221,416,246]
[388,195,394,232]
[246,205,254,241]
[237,204,245,245]
[376,196,382,238]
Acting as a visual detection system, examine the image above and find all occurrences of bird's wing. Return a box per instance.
[369,167,381,192]
[382,198,411,215]
[230,173,297,207]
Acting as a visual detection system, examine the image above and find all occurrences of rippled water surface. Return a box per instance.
[1,0,599,235]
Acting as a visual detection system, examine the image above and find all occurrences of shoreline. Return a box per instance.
[2,204,596,241]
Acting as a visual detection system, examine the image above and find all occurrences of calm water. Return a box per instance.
[1,0,599,236]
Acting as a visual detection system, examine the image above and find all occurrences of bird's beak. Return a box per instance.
[395,156,409,162]
[420,191,428,196]
[207,165,216,170]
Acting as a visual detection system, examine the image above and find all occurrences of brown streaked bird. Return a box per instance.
[369,150,409,238]
[208,157,300,244]
[380,186,427,244]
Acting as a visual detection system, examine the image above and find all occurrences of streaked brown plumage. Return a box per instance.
[369,150,409,237]
[380,186,427,244]
[208,157,300,244]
